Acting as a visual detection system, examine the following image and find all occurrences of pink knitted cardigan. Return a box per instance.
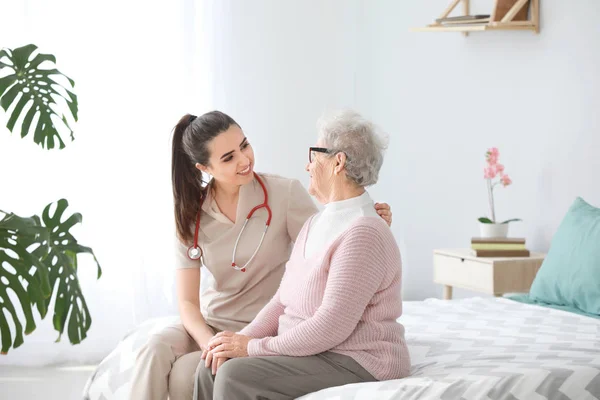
[240,216,411,381]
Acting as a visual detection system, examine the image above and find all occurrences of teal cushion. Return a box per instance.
[529,197,600,315]
[507,293,600,320]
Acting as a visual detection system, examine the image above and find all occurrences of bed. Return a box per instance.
[83,296,600,400]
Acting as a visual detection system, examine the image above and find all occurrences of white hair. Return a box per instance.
[317,110,389,187]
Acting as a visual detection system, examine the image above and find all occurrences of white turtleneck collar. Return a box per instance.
[323,191,372,213]
[305,190,378,258]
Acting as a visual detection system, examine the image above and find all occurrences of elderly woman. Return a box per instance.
[194,110,411,399]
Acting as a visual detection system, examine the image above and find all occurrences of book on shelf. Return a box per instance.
[471,238,526,251]
[471,249,530,258]
[436,14,490,22]
[439,19,490,25]
[471,237,526,244]
[472,243,526,250]
[436,15,491,25]
[470,237,529,257]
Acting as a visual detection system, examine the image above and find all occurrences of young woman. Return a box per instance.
[129,111,392,400]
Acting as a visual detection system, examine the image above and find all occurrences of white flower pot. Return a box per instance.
[479,222,509,238]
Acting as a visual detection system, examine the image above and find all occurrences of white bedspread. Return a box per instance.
[84,297,600,400]
[300,297,600,400]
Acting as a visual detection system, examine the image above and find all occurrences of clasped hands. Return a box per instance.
[201,331,251,375]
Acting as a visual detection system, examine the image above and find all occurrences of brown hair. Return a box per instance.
[171,111,239,243]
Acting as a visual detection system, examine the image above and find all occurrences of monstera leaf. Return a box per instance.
[0,200,100,354]
[0,44,77,149]
[37,199,101,345]
[0,212,50,354]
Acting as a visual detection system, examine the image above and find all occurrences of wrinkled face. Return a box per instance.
[196,125,255,187]
[305,139,338,204]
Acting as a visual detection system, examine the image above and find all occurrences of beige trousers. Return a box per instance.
[129,322,219,400]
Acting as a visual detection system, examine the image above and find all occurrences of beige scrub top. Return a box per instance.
[174,173,317,332]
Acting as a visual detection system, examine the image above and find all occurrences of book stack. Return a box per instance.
[471,237,529,258]
[435,14,491,26]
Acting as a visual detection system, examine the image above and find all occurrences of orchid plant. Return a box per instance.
[479,148,521,225]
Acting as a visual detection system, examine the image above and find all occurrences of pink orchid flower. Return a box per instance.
[486,148,499,165]
[481,148,518,224]
[484,166,497,179]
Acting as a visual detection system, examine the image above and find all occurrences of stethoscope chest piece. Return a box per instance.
[187,245,202,260]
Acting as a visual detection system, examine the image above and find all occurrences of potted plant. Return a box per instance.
[478,147,521,238]
[0,44,101,354]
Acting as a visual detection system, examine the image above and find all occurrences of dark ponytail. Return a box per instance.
[171,111,239,243]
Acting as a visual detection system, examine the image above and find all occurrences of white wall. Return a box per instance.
[356,0,600,300]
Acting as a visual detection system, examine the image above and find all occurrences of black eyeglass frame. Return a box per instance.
[308,147,334,163]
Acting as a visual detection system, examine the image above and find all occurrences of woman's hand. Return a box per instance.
[213,356,228,375]
[207,331,251,359]
[201,340,230,375]
[375,202,392,226]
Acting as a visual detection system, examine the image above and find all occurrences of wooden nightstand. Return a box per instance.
[433,249,546,300]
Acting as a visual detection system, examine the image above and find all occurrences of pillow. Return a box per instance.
[529,197,600,315]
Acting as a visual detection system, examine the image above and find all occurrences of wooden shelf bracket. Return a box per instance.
[412,0,540,35]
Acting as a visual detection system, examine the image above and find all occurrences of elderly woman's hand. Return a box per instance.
[375,202,392,226]
[208,331,251,359]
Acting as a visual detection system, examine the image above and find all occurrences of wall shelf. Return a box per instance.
[411,0,540,36]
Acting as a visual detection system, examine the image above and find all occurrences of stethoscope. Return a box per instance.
[187,172,272,272]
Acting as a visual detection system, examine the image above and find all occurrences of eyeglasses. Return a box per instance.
[308,147,332,163]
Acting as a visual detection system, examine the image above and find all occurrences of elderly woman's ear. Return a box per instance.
[334,152,347,175]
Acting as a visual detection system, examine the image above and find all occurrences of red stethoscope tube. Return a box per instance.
[187,173,271,273]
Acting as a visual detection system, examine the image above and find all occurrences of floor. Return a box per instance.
[0,365,96,400]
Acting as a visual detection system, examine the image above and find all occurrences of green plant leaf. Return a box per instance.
[37,199,101,345]
[478,217,494,224]
[0,211,51,354]
[0,44,77,150]
[501,218,522,224]
[0,200,100,353]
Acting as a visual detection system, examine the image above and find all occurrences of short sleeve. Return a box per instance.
[286,179,318,242]
[174,232,201,269]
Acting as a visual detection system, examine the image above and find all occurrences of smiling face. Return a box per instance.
[195,124,255,187]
